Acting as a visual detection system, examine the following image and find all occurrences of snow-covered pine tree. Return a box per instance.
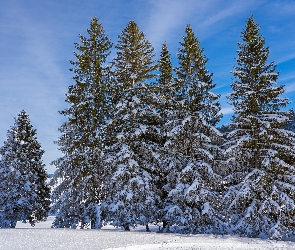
[0,110,50,228]
[152,42,182,232]
[224,16,295,240]
[163,25,224,234]
[102,20,161,231]
[50,17,112,229]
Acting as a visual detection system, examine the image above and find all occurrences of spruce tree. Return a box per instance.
[152,42,181,232]
[102,20,160,231]
[163,25,224,233]
[112,20,156,89]
[224,16,295,239]
[0,110,50,228]
[50,17,112,229]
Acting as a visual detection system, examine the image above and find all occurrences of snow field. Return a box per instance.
[0,217,293,250]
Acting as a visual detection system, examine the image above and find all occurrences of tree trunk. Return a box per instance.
[253,126,259,169]
[163,220,167,230]
[162,220,169,232]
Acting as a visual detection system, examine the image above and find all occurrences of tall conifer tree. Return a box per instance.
[50,17,112,229]
[163,25,224,233]
[154,42,182,232]
[224,16,295,239]
[0,110,50,228]
[102,21,160,231]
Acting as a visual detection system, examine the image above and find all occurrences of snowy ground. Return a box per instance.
[0,217,293,249]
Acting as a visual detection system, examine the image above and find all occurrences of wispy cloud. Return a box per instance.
[269,1,295,16]
[282,73,295,94]
[1,0,294,172]
[285,82,295,94]
[144,0,263,52]
[144,0,201,49]
[277,55,295,65]
[0,2,68,171]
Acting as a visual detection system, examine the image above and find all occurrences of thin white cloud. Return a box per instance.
[279,72,295,83]
[277,55,295,65]
[144,0,263,52]
[1,0,294,172]
[143,0,200,50]
[0,2,68,172]
[269,1,295,16]
[284,81,295,94]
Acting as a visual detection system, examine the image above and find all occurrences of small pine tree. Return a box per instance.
[102,20,160,231]
[163,25,224,233]
[0,110,50,228]
[224,16,295,239]
[50,17,112,229]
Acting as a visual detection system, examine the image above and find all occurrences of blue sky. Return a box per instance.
[0,0,294,173]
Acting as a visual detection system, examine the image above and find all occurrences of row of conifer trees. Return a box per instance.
[1,15,295,240]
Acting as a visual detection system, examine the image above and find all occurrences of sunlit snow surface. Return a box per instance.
[0,216,293,249]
